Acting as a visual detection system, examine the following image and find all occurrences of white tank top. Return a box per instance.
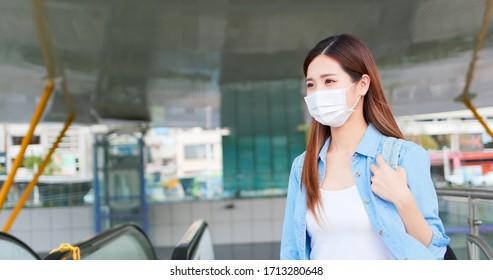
[306,185,395,260]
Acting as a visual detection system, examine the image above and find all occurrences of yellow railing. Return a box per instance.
[454,0,493,139]
[0,80,55,211]
[1,0,77,231]
[3,113,75,232]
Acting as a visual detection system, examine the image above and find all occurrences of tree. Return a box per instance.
[23,155,60,176]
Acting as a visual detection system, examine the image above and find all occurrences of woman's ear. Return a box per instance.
[358,74,371,96]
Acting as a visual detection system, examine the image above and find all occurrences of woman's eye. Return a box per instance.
[306,83,314,88]
[325,79,335,85]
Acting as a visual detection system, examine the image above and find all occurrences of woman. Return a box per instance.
[280,34,450,260]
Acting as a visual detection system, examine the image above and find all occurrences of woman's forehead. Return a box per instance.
[306,55,345,77]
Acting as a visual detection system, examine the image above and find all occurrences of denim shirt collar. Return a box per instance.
[317,123,382,162]
[317,135,330,163]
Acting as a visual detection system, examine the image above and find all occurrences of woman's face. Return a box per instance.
[305,55,362,109]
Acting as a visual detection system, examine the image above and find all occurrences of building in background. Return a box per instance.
[397,107,493,187]
[0,123,93,207]
[145,127,227,200]
[0,123,93,178]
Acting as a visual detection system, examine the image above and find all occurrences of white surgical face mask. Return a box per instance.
[304,82,361,127]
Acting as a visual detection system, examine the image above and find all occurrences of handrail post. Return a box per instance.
[467,195,474,259]
[468,196,482,260]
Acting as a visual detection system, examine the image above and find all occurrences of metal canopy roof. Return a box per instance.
[0,0,492,127]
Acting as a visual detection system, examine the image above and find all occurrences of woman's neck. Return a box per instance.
[329,120,368,154]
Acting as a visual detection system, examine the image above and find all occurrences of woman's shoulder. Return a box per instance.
[292,151,306,169]
[293,151,307,166]
[291,151,307,179]
[399,139,427,158]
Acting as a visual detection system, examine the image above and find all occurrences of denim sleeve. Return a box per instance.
[280,155,302,260]
[400,145,451,259]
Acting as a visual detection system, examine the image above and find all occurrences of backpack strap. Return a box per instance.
[382,136,405,169]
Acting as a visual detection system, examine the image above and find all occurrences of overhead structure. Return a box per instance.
[0,0,492,127]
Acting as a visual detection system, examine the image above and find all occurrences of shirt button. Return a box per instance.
[364,199,370,205]
[353,153,358,158]
[355,172,360,177]
[378,230,384,236]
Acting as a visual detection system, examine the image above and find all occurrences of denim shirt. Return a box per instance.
[280,123,450,260]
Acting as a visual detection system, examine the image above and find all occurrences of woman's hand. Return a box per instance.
[369,155,413,207]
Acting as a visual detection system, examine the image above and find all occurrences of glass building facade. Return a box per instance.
[221,80,306,194]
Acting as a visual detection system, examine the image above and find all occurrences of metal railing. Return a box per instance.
[436,187,493,260]
[0,180,92,209]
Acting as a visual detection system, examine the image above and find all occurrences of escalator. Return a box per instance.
[0,231,41,260]
[1,219,214,260]
[171,219,214,260]
[45,223,157,260]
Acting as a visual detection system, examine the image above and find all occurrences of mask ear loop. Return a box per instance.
[345,81,361,111]
[344,81,357,91]
[348,94,362,111]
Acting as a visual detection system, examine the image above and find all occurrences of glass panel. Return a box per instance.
[439,196,493,260]
[0,234,38,260]
[184,144,208,160]
[475,199,493,260]
[190,228,214,260]
[82,231,154,260]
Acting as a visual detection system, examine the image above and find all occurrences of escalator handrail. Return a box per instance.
[171,219,208,260]
[45,223,157,260]
[0,231,41,260]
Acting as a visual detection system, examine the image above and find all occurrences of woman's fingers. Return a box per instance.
[376,155,388,167]
[369,164,377,174]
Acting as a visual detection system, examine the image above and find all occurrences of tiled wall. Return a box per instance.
[149,196,286,248]
[149,196,286,260]
[0,206,93,253]
[0,196,287,259]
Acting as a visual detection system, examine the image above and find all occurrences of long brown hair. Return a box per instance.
[302,34,404,217]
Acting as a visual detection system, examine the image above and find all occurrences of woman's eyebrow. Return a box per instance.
[305,73,337,82]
